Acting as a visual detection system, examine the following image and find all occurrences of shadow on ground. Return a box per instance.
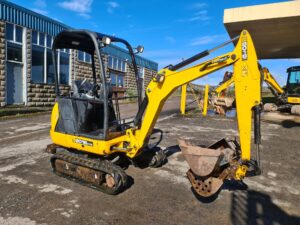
[281,120,300,128]
[231,190,300,225]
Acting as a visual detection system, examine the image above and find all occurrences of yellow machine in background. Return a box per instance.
[48,29,263,197]
[208,66,300,115]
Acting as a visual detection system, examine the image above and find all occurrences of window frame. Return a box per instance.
[31,30,70,85]
[77,50,92,64]
[108,56,126,72]
[6,23,23,64]
[110,71,125,88]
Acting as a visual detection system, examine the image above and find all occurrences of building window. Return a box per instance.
[31,30,69,84]
[110,72,124,87]
[7,42,22,62]
[108,56,126,72]
[60,51,70,85]
[6,23,23,63]
[6,23,14,41]
[6,23,23,44]
[16,26,23,43]
[32,31,38,44]
[138,67,144,78]
[32,45,45,83]
[46,50,55,84]
[78,50,91,63]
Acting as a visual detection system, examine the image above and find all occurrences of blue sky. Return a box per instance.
[10,0,300,85]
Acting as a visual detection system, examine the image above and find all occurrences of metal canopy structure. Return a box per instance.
[224,1,300,59]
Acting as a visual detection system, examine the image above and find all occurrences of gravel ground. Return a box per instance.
[0,98,299,225]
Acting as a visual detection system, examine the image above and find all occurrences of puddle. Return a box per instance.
[207,109,236,118]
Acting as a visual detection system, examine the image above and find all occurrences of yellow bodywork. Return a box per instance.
[202,84,209,116]
[288,97,300,104]
[180,84,187,115]
[51,30,261,165]
[262,67,284,95]
[215,78,234,97]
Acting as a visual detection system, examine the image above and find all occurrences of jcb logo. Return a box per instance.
[242,40,247,61]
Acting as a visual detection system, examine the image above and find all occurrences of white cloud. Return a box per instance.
[32,8,48,15]
[58,0,93,18]
[177,10,211,23]
[188,2,207,10]
[107,1,120,14]
[34,0,46,8]
[189,34,227,46]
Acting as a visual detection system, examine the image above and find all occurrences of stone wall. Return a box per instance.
[27,83,70,107]
[0,21,6,107]
[124,65,157,95]
[144,68,155,88]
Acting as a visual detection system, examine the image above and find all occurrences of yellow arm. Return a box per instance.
[262,67,284,95]
[215,77,234,97]
[131,30,261,161]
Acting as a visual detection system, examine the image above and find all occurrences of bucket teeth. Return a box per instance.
[187,169,223,197]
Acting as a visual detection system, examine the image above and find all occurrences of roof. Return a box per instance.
[0,0,158,71]
[224,1,300,59]
[0,0,69,36]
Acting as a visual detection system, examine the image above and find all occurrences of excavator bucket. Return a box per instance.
[178,138,238,197]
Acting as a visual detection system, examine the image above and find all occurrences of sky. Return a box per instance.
[9,0,300,85]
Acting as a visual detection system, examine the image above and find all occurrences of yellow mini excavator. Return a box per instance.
[47,29,263,197]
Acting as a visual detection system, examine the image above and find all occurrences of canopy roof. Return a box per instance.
[224,1,300,59]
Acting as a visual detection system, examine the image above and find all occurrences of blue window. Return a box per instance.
[111,74,117,86]
[110,72,124,87]
[32,45,45,83]
[7,42,22,62]
[16,26,23,43]
[78,50,84,61]
[5,23,14,41]
[78,51,91,63]
[47,35,52,48]
[32,31,38,44]
[85,53,91,63]
[108,56,113,68]
[6,23,23,43]
[60,52,70,85]
[39,33,45,46]
[108,56,126,72]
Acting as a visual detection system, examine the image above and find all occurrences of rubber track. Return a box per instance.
[51,152,128,195]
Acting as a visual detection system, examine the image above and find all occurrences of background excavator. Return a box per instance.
[212,66,300,115]
[47,29,263,198]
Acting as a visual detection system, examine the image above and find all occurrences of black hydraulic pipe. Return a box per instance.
[254,105,261,168]
[168,35,240,71]
[254,106,261,145]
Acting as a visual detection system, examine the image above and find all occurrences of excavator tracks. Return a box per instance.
[50,151,128,195]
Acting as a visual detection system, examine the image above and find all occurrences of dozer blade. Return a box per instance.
[178,138,238,197]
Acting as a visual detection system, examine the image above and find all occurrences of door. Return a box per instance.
[6,62,23,105]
